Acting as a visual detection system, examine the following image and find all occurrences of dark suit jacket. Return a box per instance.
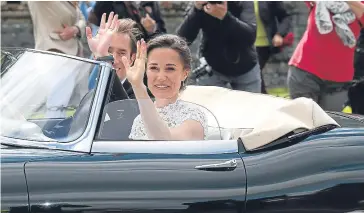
[122,79,154,100]
[122,79,135,99]
[257,1,293,53]
[354,28,364,79]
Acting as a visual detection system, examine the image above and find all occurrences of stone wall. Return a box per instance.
[1,1,309,88]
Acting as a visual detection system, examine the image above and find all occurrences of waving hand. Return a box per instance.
[86,12,119,58]
[122,39,147,87]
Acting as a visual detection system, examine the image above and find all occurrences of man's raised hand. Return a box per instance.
[86,12,119,58]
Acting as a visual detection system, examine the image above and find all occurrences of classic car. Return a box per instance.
[1,48,364,213]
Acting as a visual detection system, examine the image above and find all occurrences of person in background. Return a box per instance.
[348,4,364,115]
[28,1,86,118]
[254,1,293,94]
[354,26,364,80]
[287,1,364,111]
[88,1,166,41]
[28,1,85,56]
[79,1,98,36]
[177,1,261,93]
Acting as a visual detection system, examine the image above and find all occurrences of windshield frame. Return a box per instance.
[0,47,112,153]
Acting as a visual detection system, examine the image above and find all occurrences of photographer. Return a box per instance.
[177,1,261,93]
[88,1,166,41]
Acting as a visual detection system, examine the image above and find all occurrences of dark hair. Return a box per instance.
[147,34,192,90]
[116,18,143,55]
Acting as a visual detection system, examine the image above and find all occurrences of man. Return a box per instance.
[88,16,152,98]
[253,1,293,94]
[349,20,364,115]
[354,27,364,80]
[88,1,166,41]
[177,1,261,93]
[42,14,151,139]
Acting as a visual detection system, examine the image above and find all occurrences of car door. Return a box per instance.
[24,143,246,213]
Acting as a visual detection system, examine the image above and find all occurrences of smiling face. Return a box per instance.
[109,33,135,81]
[146,48,189,100]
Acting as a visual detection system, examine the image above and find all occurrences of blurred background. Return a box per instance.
[1,1,310,94]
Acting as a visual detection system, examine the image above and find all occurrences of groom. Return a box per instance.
[87,13,152,99]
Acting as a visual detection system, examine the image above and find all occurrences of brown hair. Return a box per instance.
[116,18,143,55]
[147,34,192,90]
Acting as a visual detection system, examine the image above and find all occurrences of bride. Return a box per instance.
[86,12,207,140]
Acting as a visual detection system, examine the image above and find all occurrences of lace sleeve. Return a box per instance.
[128,115,147,140]
[180,104,209,139]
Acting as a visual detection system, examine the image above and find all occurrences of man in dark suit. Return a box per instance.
[88,18,153,99]
[45,17,156,139]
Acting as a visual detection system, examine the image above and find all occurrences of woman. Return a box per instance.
[126,36,207,140]
[86,13,207,140]
[253,1,293,94]
[287,1,364,111]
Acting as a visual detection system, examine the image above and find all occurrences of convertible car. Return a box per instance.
[1,48,364,213]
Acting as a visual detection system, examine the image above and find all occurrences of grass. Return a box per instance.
[266,87,352,113]
[267,87,290,98]
[28,110,76,119]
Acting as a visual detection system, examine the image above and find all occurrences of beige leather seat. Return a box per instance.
[181,86,339,150]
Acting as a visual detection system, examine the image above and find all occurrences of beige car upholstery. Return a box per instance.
[180,86,339,151]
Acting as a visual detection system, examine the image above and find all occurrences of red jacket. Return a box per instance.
[289,2,364,82]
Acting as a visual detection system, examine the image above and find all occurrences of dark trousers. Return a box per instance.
[256,46,271,94]
[354,46,364,80]
[287,66,350,112]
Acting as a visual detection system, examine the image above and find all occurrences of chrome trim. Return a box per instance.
[195,159,237,170]
[91,140,239,155]
[1,47,107,66]
[0,59,112,153]
[72,64,111,152]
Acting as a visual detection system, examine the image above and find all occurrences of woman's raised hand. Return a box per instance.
[86,12,119,58]
[123,39,147,88]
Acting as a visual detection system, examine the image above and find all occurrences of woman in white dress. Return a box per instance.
[124,35,208,140]
[86,12,207,140]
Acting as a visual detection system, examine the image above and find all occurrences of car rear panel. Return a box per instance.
[242,131,364,213]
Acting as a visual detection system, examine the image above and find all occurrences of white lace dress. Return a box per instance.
[128,100,208,140]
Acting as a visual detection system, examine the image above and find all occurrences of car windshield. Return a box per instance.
[0,49,100,142]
